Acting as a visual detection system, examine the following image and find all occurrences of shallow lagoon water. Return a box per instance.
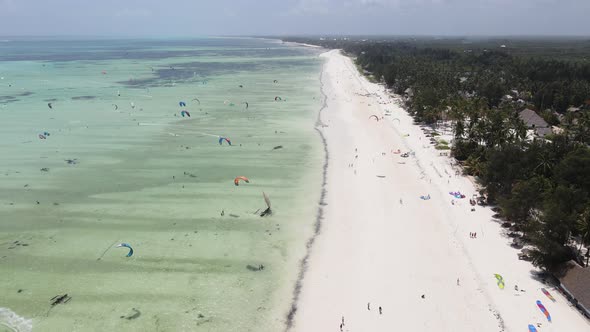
[0,38,323,331]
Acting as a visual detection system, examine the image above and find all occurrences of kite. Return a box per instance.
[494,274,505,289]
[116,243,134,257]
[180,110,190,117]
[218,137,232,146]
[234,176,250,186]
[274,96,282,101]
[541,288,556,302]
[179,101,186,107]
[260,191,272,217]
[369,115,380,121]
[536,300,551,322]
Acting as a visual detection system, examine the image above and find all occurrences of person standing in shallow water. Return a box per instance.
[379,306,382,315]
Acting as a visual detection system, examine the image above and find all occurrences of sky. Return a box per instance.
[1,0,589,37]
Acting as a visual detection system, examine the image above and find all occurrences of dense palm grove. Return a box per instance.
[286,37,590,269]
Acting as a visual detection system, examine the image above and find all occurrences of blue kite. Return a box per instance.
[116,243,134,257]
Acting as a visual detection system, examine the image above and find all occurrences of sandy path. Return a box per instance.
[290,50,590,332]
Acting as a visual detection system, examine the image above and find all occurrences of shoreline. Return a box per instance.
[284,60,330,331]
[287,49,590,331]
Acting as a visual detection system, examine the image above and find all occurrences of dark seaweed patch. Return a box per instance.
[118,61,262,88]
[71,96,96,100]
[0,91,33,103]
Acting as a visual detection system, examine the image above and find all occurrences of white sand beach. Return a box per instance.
[291,50,590,332]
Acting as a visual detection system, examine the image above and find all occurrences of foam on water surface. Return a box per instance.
[0,308,32,332]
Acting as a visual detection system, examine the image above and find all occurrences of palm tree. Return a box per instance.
[533,151,555,176]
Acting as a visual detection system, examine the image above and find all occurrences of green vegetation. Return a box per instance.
[285,36,590,269]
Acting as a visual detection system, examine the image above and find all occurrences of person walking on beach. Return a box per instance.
[379,306,382,315]
[367,302,370,310]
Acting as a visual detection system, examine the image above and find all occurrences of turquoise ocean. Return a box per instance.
[0,38,323,331]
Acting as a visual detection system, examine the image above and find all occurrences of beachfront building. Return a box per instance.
[554,260,590,318]
[518,108,552,139]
